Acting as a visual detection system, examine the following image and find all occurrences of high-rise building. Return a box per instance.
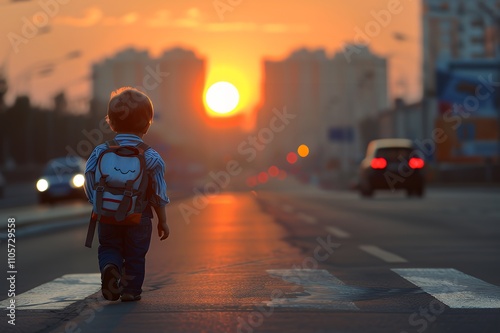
[257,45,388,176]
[91,47,207,152]
[423,0,500,94]
[423,0,500,163]
[330,45,388,165]
[258,49,332,169]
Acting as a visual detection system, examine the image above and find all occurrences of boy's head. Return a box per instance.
[106,87,154,135]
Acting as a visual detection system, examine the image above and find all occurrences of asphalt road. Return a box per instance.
[0,182,499,333]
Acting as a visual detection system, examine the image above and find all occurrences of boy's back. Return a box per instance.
[84,87,170,302]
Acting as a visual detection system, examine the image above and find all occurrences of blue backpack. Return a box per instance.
[85,139,151,248]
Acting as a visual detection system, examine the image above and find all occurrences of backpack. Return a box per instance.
[85,139,151,248]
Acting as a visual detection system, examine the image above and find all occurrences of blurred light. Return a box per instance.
[257,172,269,184]
[409,157,425,169]
[246,176,258,187]
[286,152,298,164]
[297,144,310,158]
[278,170,287,180]
[71,174,85,188]
[36,179,49,192]
[268,166,279,177]
[370,158,387,169]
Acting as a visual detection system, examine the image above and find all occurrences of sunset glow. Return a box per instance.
[0,1,421,113]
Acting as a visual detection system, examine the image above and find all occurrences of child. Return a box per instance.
[84,87,170,302]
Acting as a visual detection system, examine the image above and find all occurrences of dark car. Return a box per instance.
[36,157,87,204]
[358,138,425,198]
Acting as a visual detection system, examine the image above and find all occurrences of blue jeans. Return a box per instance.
[98,217,152,296]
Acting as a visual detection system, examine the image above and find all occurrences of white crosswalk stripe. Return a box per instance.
[325,226,350,238]
[297,212,317,224]
[392,268,500,309]
[0,274,101,310]
[360,245,408,263]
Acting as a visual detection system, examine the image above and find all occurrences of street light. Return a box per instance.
[392,31,427,140]
[12,49,83,96]
[0,0,33,6]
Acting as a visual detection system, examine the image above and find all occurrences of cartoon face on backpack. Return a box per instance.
[98,152,141,187]
[92,143,151,225]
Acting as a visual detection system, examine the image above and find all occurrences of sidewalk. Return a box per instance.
[0,201,91,228]
[0,188,194,231]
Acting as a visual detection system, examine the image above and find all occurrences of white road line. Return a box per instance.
[297,212,317,224]
[393,268,500,309]
[266,269,359,310]
[0,274,100,310]
[359,245,408,263]
[282,204,294,213]
[0,204,91,226]
[325,226,350,239]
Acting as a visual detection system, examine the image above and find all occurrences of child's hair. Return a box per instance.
[106,87,154,134]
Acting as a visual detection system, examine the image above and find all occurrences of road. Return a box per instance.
[0,181,499,333]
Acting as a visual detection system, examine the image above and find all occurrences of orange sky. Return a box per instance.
[0,0,421,113]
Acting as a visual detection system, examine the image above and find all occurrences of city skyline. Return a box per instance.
[0,0,421,113]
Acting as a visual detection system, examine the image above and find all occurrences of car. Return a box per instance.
[36,157,87,204]
[358,138,425,198]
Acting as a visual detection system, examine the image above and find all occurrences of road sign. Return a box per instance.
[328,127,354,142]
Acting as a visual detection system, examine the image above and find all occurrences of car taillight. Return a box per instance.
[370,158,387,169]
[409,157,425,169]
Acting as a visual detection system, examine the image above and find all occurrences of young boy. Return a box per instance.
[84,87,170,302]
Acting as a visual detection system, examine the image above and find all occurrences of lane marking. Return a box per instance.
[266,269,359,310]
[359,245,408,263]
[0,204,91,227]
[393,268,500,309]
[325,226,350,239]
[297,212,317,224]
[282,204,294,213]
[0,274,100,310]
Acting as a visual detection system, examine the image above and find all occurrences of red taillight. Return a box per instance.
[409,157,425,169]
[370,158,387,169]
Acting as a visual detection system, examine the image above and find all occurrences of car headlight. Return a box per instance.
[72,174,85,188]
[36,179,49,192]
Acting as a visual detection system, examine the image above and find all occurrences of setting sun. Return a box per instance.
[205,81,240,115]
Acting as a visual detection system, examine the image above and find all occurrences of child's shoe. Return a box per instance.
[121,293,141,302]
[101,264,121,301]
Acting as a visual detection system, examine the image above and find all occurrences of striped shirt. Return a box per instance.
[84,134,170,207]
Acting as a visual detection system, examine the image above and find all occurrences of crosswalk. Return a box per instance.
[2,268,499,312]
[267,267,500,310]
[393,268,500,309]
[0,274,100,310]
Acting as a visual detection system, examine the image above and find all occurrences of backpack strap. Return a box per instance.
[85,175,108,248]
[85,213,96,248]
[136,142,150,153]
[115,179,135,222]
